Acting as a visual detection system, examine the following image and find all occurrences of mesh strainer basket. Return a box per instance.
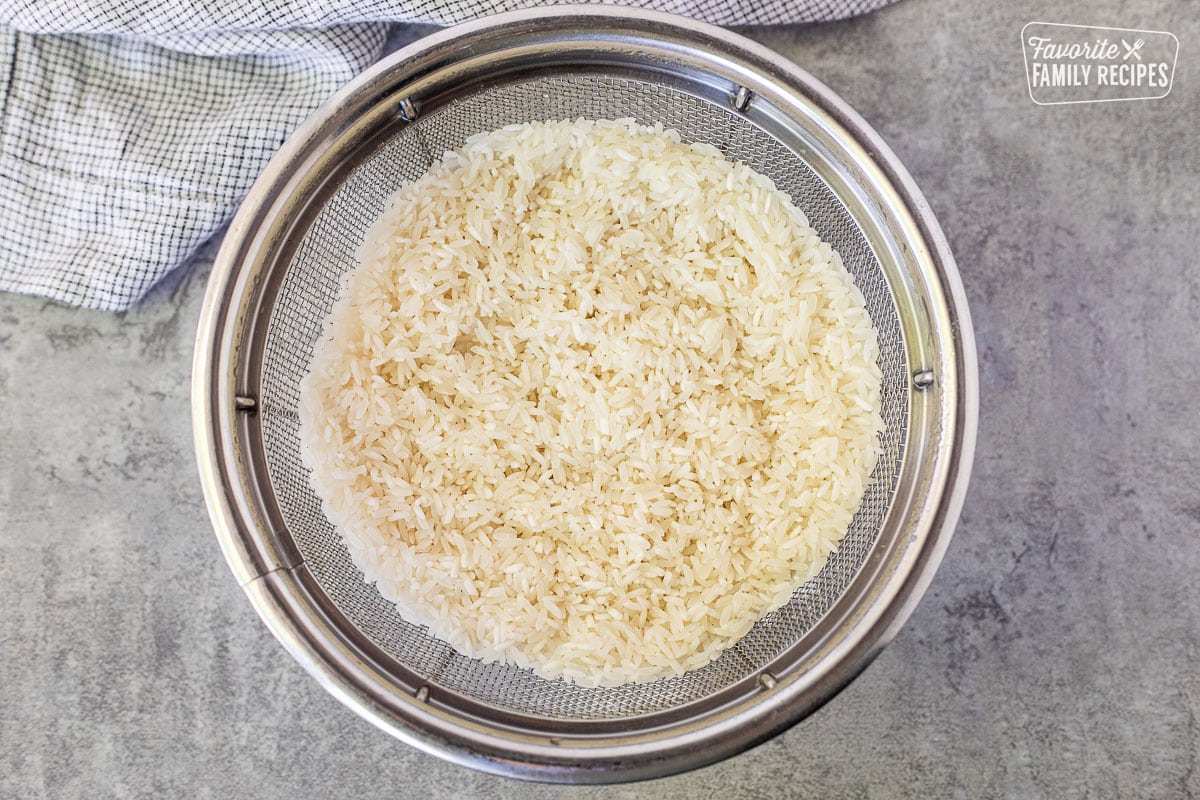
[192,7,976,783]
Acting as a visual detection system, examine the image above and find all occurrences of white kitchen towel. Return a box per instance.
[0,0,896,310]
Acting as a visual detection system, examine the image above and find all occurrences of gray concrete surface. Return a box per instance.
[2,0,1198,797]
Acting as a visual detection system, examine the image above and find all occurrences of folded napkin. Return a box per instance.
[0,0,895,310]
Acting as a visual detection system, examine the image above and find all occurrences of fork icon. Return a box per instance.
[1122,38,1145,60]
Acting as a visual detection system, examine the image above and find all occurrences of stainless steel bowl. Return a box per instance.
[192,6,977,783]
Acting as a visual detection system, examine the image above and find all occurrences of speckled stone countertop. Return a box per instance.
[2,0,1197,797]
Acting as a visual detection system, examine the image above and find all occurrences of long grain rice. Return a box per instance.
[299,119,883,687]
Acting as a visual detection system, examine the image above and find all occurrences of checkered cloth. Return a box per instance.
[0,0,896,310]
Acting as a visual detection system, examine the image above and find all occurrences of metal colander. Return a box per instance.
[193,7,976,783]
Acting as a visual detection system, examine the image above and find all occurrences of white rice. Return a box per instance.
[298,119,883,687]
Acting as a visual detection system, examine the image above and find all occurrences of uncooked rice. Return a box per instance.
[298,119,884,687]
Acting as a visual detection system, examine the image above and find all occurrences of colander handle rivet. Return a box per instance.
[912,369,935,390]
[234,394,257,412]
[398,97,420,123]
[757,672,777,690]
[415,685,430,702]
[731,86,753,113]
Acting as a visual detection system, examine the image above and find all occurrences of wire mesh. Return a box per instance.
[256,74,908,721]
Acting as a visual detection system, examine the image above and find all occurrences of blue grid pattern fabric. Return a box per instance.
[0,0,896,310]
